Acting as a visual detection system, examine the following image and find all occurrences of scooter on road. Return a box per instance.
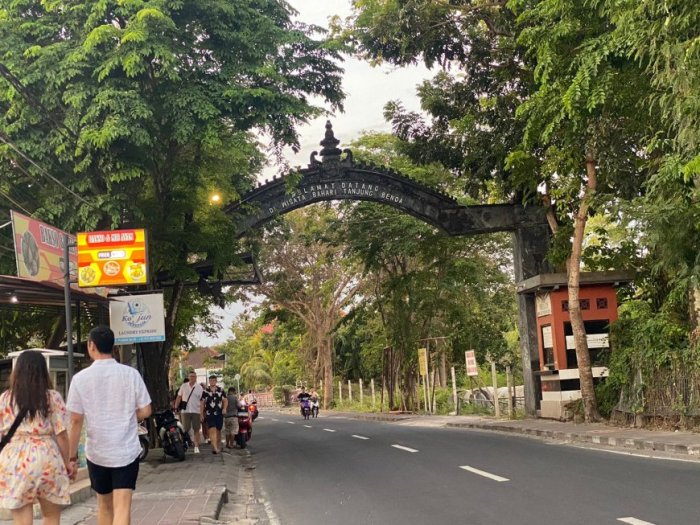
[236,404,253,449]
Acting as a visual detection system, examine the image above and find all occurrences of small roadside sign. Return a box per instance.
[418,347,428,376]
[465,350,479,377]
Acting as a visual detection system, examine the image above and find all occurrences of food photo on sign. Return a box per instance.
[76,229,148,288]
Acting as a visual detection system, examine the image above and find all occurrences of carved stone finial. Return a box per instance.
[319,120,342,160]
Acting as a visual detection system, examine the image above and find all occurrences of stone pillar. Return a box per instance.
[512,223,550,416]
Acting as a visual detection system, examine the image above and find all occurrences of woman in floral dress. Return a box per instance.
[0,351,72,524]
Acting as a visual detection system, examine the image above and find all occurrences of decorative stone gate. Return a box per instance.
[226,122,551,415]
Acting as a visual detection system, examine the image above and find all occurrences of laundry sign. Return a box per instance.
[109,293,165,344]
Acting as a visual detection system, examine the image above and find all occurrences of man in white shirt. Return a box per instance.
[67,325,152,525]
[173,371,204,453]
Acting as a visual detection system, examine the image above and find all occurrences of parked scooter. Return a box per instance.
[154,409,191,461]
[310,399,320,418]
[300,399,311,420]
[235,403,253,449]
[137,421,149,462]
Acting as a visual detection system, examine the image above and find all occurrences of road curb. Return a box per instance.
[199,485,228,524]
[445,422,700,456]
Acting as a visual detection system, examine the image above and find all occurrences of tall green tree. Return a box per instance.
[0,0,344,407]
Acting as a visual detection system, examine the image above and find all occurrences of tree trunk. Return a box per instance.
[567,152,601,422]
[321,337,333,409]
[140,282,185,411]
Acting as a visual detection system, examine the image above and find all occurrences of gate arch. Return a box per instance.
[226,122,550,415]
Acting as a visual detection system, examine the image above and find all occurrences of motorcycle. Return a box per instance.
[235,404,253,449]
[310,399,320,418]
[137,420,149,462]
[300,399,311,420]
[248,401,259,422]
[154,409,191,461]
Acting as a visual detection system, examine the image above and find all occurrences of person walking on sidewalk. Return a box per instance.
[224,388,239,449]
[173,371,204,454]
[201,375,227,454]
[0,350,73,525]
[67,325,152,525]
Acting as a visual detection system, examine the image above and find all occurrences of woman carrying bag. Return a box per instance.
[0,351,73,524]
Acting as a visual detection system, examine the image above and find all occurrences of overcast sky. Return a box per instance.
[195,0,432,347]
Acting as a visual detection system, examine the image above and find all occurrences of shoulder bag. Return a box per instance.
[178,385,196,412]
[0,407,28,453]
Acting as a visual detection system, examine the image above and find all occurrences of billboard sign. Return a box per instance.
[465,350,479,377]
[109,293,165,344]
[77,229,148,287]
[10,210,76,283]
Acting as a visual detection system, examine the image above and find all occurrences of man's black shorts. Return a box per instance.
[206,413,224,430]
[87,457,140,494]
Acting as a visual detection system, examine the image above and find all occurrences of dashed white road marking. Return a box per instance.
[459,465,509,482]
[352,435,370,440]
[391,444,418,453]
[617,518,656,525]
[287,421,295,425]
[303,425,312,428]
[271,418,278,422]
[323,428,336,433]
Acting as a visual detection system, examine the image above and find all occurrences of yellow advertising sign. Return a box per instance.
[77,229,148,288]
[418,347,428,376]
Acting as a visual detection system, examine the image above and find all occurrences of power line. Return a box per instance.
[0,132,94,207]
[0,188,32,215]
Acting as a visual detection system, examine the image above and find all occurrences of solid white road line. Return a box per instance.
[323,428,336,432]
[352,435,370,440]
[617,518,656,525]
[304,425,312,428]
[391,444,418,453]
[459,466,509,482]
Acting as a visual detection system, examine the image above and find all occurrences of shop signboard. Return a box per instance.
[77,229,148,287]
[10,210,76,283]
[418,347,428,376]
[465,350,479,377]
[109,293,165,344]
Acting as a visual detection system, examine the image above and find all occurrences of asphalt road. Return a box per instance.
[249,412,700,525]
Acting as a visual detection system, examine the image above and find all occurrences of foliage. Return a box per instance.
[0,0,344,406]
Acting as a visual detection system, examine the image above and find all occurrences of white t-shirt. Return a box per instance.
[177,382,204,413]
[66,358,151,468]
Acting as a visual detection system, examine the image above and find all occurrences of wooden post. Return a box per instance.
[371,378,376,408]
[506,364,514,417]
[359,378,364,406]
[490,358,501,418]
[451,366,458,414]
[348,379,352,402]
[339,380,343,403]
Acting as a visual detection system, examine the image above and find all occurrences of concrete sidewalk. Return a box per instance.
[0,441,269,525]
[346,411,700,457]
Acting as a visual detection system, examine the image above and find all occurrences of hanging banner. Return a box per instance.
[465,350,479,377]
[418,347,428,376]
[77,229,148,287]
[10,210,76,283]
[109,293,165,344]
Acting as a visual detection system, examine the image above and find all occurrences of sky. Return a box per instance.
[194,0,432,347]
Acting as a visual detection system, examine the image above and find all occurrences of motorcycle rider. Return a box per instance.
[297,387,311,416]
[309,388,320,416]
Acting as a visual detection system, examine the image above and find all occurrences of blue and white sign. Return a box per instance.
[109,293,166,344]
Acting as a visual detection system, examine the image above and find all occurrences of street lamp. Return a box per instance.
[209,193,222,205]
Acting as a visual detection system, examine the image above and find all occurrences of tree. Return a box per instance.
[0,0,344,407]
[245,206,364,407]
[339,133,516,410]
[507,0,658,421]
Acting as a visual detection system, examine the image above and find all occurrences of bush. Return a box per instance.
[273,385,294,406]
